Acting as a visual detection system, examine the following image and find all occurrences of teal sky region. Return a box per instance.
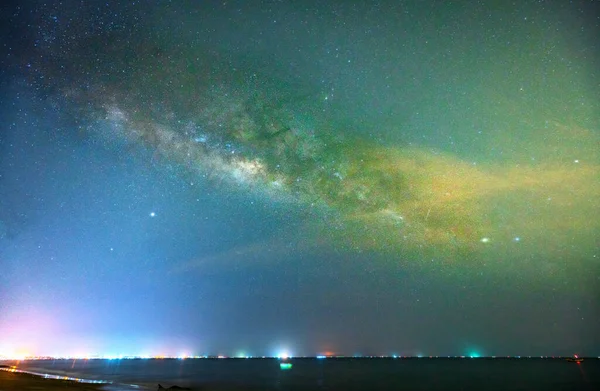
[0,0,598,358]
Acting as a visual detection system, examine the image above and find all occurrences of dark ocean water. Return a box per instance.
[2,358,600,391]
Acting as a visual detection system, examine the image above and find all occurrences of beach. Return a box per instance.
[0,370,105,391]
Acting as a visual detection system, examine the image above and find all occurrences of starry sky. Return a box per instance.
[0,0,599,358]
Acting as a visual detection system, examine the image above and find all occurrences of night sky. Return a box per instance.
[0,0,599,358]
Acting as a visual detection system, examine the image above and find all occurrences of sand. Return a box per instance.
[0,370,105,391]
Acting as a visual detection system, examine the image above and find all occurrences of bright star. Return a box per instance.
[150,212,156,217]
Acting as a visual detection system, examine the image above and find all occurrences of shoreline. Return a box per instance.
[0,367,148,390]
[0,369,106,390]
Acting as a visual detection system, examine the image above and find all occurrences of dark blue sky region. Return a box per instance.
[0,0,599,358]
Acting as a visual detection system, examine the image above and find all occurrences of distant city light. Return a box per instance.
[4,352,587,361]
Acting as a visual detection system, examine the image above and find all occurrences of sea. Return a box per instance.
[1,358,599,391]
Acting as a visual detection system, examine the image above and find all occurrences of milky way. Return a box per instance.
[6,0,593,287]
[45,48,598,283]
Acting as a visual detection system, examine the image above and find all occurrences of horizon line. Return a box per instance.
[1,354,596,360]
